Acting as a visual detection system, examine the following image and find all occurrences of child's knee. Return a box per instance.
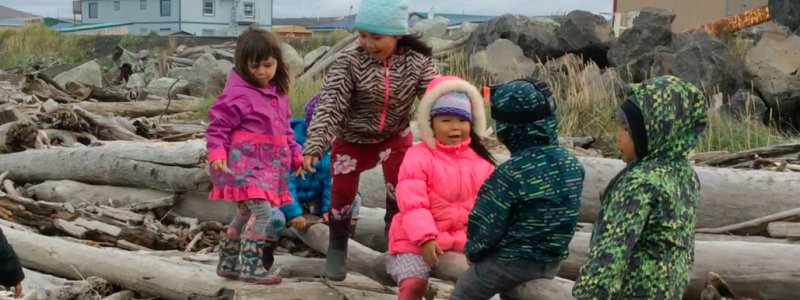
[398,277,428,300]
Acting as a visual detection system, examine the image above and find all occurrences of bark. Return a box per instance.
[73,107,147,141]
[27,180,175,208]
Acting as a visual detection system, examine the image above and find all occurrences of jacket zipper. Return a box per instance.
[377,59,391,134]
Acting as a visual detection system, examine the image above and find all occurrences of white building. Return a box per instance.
[77,0,273,36]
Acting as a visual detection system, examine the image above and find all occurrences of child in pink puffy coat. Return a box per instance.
[387,75,496,300]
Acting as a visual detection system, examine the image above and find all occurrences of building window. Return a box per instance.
[140,0,146,10]
[203,0,214,16]
[114,1,120,10]
[160,27,171,31]
[88,2,98,18]
[140,28,148,34]
[243,2,255,18]
[202,29,215,36]
[160,0,171,16]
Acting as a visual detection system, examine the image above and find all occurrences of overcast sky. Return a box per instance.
[1,0,612,19]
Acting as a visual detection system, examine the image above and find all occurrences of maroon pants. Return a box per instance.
[327,132,412,240]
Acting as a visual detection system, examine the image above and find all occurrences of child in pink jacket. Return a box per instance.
[387,76,496,300]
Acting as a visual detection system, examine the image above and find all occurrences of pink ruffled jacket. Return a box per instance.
[206,70,303,166]
[388,75,494,255]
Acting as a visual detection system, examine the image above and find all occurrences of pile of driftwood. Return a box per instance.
[693,142,800,172]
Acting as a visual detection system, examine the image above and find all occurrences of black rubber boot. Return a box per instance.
[325,237,348,281]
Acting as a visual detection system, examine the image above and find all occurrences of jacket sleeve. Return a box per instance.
[205,95,251,162]
[0,228,24,288]
[572,179,656,300]
[395,147,438,246]
[465,167,517,262]
[303,55,355,158]
[416,55,440,100]
[284,96,304,168]
[281,176,304,220]
[320,151,332,214]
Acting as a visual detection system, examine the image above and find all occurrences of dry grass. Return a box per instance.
[0,23,88,69]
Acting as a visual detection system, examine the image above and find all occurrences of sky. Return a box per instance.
[0,0,612,19]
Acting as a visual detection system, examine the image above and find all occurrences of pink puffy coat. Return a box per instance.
[388,75,494,255]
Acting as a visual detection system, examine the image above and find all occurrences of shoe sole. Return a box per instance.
[240,276,283,285]
[325,272,347,282]
[217,271,239,280]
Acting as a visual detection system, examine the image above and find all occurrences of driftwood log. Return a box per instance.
[299,33,359,81]
[27,180,175,208]
[73,106,147,141]
[291,224,576,299]
[0,140,209,192]
[359,154,800,229]
[2,226,235,300]
[16,100,202,118]
[560,232,800,300]
[66,82,131,102]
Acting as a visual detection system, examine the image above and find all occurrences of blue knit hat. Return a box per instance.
[354,0,409,36]
[431,92,473,121]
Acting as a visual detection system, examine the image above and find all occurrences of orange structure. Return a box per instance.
[687,5,772,36]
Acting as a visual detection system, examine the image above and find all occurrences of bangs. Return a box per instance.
[238,34,278,64]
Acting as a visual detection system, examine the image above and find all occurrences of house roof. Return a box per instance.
[307,12,496,30]
[54,22,133,32]
[0,5,38,19]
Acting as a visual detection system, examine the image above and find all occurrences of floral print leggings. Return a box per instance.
[328,131,413,240]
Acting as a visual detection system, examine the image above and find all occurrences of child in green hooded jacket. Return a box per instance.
[573,75,708,299]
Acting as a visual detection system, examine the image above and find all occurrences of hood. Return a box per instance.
[290,117,308,144]
[225,69,279,98]
[416,76,487,149]
[491,80,559,154]
[627,75,708,162]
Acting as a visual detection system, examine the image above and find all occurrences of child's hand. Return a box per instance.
[421,240,443,267]
[13,283,22,298]
[294,166,306,179]
[322,212,329,223]
[211,160,233,174]
[303,155,319,173]
[289,216,307,229]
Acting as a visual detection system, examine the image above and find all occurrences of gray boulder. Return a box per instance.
[722,89,767,121]
[448,22,478,40]
[470,39,539,83]
[607,23,674,68]
[581,64,625,98]
[54,60,104,89]
[281,43,303,78]
[769,0,800,32]
[413,16,449,40]
[426,37,456,53]
[166,53,232,97]
[146,77,191,99]
[745,30,800,129]
[671,31,745,97]
[555,10,614,66]
[633,7,677,29]
[467,14,562,61]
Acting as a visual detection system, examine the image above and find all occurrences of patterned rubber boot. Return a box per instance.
[239,238,282,285]
[325,237,348,281]
[216,233,241,279]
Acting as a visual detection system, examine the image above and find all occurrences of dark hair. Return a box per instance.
[234,29,290,94]
[469,131,496,165]
[397,34,433,57]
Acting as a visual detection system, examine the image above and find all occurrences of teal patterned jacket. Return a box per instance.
[573,75,708,300]
[465,80,585,263]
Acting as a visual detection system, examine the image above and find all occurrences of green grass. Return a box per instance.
[698,113,789,153]
[119,35,146,49]
[0,23,88,69]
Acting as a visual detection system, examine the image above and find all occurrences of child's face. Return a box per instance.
[358,31,400,61]
[432,115,471,146]
[247,57,277,88]
[617,122,636,162]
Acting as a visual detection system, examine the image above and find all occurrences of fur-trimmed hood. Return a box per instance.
[416,76,486,148]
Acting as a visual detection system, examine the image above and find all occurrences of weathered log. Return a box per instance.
[22,100,202,118]
[27,180,175,207]
[42,129,97,147]
[0,140,209,192]
[299,33,359,81]
[695,207,800,235]
[73,107,147,141]
[361,154,800,229]
[2,226,236,300]
[700,142,800,167]
[767,222,800,238]
[291,224,575,299]
[560,232,800,300]
[66,82,130,102]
